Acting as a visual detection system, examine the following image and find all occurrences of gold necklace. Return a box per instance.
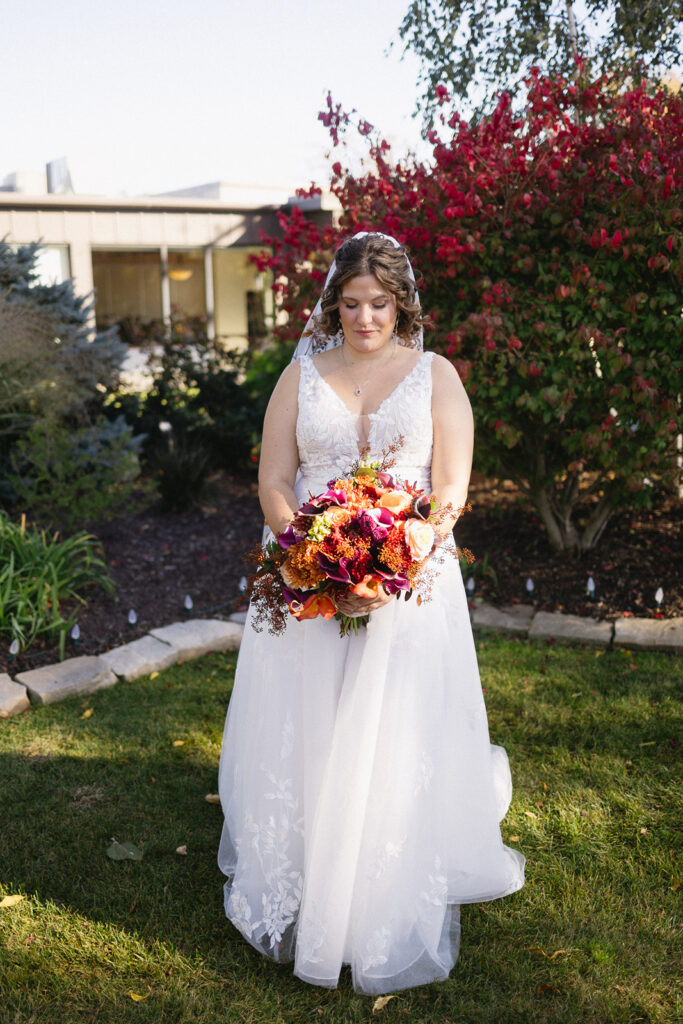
[340,340,396,397]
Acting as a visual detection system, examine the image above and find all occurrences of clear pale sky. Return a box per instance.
[5,0,428,196]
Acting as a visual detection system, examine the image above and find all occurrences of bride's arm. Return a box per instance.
[258,361,301,537]
[430,354,474,543]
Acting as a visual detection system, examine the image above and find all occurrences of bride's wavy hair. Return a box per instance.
[316,234,423,346]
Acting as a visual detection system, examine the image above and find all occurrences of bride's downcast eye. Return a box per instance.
[342,301,389,309]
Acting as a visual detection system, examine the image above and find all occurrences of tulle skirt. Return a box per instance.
[217,538,525,994]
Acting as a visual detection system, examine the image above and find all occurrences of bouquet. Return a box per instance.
[249,459,466,637]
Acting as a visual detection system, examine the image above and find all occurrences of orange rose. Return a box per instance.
[378,490,413,515]
[324,508,353,528]
[404,519,435,561]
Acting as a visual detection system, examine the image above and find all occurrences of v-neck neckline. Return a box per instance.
[309,352,427,422]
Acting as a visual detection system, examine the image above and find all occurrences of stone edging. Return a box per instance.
[1,607,681,718]
[472,602,683,653]
[0,617,245,719]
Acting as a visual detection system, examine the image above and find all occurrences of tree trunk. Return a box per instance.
[565,0,579,60]
[578,493,614,552]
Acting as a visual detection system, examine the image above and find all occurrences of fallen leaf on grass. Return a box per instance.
[0,894,25,908]
[639,740,656,746]
[528,946,569,960]
[524,810,538,819]
[509,836,520,842]
[149,671,159,680]
[80,707,94,719]
[176,845,188,856]
[129,991,150,1002]
[537,983,561,996]
[205,793,221,804]
[629,663,638,671]
[172,740,185,747]
[670,878,680,891]
[106,839,143,861]
[372,995,396,1012]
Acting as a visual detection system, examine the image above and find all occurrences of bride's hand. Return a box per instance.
[335,587,394,616]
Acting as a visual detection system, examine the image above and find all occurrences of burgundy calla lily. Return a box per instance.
[317,552,352,583]
[299,489,348,515]
[277,525,301,549]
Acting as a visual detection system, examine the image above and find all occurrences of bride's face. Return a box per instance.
[338,274,397,355]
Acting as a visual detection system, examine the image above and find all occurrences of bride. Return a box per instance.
[217,232,525,995]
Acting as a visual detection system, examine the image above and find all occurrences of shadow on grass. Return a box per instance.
[0,644,680,1023]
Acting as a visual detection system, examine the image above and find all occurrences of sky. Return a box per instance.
[4,0,429,197]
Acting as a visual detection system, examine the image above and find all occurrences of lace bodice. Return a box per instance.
[295,352,435,496]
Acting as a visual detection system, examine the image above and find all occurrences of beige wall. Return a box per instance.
[213,247,268,342]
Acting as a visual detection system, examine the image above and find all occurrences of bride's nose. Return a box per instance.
[357,305,373,325]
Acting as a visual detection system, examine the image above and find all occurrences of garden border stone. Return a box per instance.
[613,616,683,653]
[149,618,243,661]
[101,634,179,681]
[472,602,535,635]
[528,610,613,647]
[16,656,118,706]
[0,674,30,717]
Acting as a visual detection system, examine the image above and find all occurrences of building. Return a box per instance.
[0,176,337,350]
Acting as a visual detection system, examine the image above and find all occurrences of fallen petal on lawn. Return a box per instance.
[0,894,25,908]
[372,995,396,1012]
[80,708,94,719]
[129,991,150,1002]
[176,845,188,856]
[172,740,185,747]
[106,839,143,861]
[205,793,221,804]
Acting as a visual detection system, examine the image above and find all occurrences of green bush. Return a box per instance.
[0,511,114,658]
[151,437,211,512]
[8,417,146,531]
[105,320,293,481]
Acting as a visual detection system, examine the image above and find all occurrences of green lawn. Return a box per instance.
[0,636,680,1024]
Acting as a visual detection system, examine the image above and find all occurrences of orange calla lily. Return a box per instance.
[350,575,382,599]
[291,592,338,621]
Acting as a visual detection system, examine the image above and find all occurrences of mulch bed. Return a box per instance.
[2,472,680,676]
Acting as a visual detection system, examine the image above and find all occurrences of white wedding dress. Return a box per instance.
[217,351,525,995]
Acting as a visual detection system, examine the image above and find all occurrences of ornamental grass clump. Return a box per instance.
[0,511,114,659]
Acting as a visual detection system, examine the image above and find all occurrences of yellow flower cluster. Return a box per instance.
[282,541,325,589]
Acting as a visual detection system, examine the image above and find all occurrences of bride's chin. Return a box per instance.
[344,335,393,357]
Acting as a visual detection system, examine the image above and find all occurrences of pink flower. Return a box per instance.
[404,519,435,561]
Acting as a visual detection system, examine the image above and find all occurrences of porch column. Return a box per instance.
[204,246,215,340]
[160,244,171,326]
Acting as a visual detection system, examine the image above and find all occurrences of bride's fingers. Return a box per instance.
[336,590,393,614]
